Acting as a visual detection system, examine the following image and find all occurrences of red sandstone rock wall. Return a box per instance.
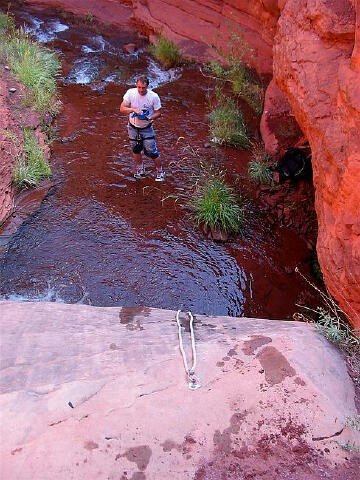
[274,0,360,328]
[131,0,278,72]
[0,69,17,226]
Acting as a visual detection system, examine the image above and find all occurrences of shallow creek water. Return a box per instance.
[0,4,317,319]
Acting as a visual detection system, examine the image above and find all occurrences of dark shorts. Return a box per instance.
[127,124,159,158]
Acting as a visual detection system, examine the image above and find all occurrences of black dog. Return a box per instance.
[275,148,312,183]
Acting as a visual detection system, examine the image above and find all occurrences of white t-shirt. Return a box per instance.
[123,88,161,128]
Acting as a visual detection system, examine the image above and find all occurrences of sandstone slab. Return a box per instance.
[0,301,359,479]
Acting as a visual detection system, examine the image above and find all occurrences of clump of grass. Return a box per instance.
[149,35,182,69]
[248,142,274,185]
[13,128,51,188]
[345,415,360,431]
[191,169,245,236]
[294,268,360,385]
[84,12,94,23]
[205,30,264,115]
[248,160,273,185]
[337,441,360,453]
[209,97,249,149]
[0,11,15,33]
[0,21,61,113]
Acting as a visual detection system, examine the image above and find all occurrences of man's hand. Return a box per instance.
[120,100,141,115]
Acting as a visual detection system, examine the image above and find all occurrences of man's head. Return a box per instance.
[136,75,149,96]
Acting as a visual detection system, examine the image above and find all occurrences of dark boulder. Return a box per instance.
[275,147,312,182]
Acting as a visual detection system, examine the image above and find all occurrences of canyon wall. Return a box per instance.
[273,0,360,327]
[0,68,17,227]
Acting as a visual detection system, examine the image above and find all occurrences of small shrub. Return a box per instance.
[345,415,360,431]
[149,35,182,69]
[191,171,245,235]
[0,12,15,33]
[40,119,57,145]
[0,28,61,113]
[84,12,94,23]
[248,160,273,185]
[209,97,249,148]
[314,307,357,349]
[13,128,51,188]
[205,30,264,115]
[248,141,274,185]
[337,441,360,453]
[294,268,360,386]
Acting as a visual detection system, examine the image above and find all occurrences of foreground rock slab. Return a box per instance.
[0,301,359,479]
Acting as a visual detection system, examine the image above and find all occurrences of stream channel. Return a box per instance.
[0,4,318,319]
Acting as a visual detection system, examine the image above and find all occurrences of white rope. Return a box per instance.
[176,310,201,390]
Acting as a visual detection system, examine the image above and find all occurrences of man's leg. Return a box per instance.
[128,125,145,176]
[132,152,143,173]
[153,156,162,174]
[143,128,165,180]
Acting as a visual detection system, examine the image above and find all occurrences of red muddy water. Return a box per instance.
[0,3,319,318]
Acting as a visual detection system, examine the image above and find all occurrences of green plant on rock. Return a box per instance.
[314,307,351,347]
[13,128,51,188]
[248,141,274,185]
[337,441,360,453]
[0,25,61,113]
[294,268,360,386]
[191,169,245,236]
[345,415,360,431]
[84,12,94,23]
[205,29,264,115]
[149,35,182,69]
[209,96,249,149]
[248,159,273,185]
[0,12,15,33]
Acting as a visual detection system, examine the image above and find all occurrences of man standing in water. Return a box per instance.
[120,75,164,181]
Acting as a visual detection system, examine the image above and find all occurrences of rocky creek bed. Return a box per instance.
[0,2,321,320]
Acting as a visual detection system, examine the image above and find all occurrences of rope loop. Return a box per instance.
[176,310,201,391]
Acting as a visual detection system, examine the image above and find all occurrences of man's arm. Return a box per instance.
[120,100,141,115]
[148,108,162,121]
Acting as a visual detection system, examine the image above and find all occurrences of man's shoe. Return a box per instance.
[155,170,166,182]
[134,167,145,179]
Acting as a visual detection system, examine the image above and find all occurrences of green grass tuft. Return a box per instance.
[248,141,274,185]
[191,172,245,235]
[314,307,357,348]
[149,35,182,69]
[248,160,273,186]
[209,97,249,149]
[0,25,61,113]
[0,12,15,32]
[205,30,264,115]
[13,128,51,188]
[345,415,360,431]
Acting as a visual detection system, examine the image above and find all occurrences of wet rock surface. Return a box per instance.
[1,301,359,479]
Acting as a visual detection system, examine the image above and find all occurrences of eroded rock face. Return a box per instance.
[1,302,359,478]
[0,67,17,226]
[273,0,360,328]
[260,78,303,156]
[131,0,278,72]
